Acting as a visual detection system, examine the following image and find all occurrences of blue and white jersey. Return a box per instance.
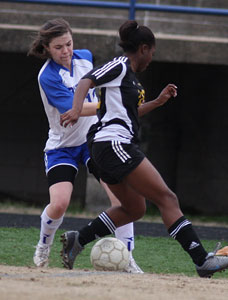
[38,49,98,151]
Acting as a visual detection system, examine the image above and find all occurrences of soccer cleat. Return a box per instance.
[60,231,84,270]
[33,244,50,267]
[124,255,144,274]
[196,245,228,278]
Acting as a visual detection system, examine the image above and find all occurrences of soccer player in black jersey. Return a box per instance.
[60,20,228,277]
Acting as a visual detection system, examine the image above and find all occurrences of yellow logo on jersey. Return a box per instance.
[97,100,101,109]
[97,89,102,109]
[138,89,145,106]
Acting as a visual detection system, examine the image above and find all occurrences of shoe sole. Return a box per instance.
[198,268,226,278]
[33,261,49,268]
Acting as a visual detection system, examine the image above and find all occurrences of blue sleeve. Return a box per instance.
[40,73,73,114]
[74,49,93,63]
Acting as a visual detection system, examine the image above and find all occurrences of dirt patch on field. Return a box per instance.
[0,265,227,300]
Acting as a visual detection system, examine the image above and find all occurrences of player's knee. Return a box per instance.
[51,197,69,216]
[162,190,179,209]
[129,203,146,221]
[169,191,179,206]
[135,207,146,220]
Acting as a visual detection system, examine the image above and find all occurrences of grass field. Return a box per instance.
[0,227,228,279]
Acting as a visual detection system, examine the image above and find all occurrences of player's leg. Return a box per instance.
[87,155,143,235]
[61,182,146,269]
[100,180,143,273]
[61,141,146,269]
[100,180,135,250]
[124,157,182,228]
[123,157,228,277]
[34,180,73,267]
[62,151,228,276]
[34,149,77,267]
[86,153,143,273]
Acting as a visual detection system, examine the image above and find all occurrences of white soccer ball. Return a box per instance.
[90,237,129,271]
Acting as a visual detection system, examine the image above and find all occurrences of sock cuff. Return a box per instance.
[168,216,192,239]
[99,212,116,233]
[41,205,64,227]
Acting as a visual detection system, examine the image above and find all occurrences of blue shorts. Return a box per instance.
[44,142,90,174]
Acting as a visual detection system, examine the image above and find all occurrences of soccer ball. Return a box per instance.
[90,237,129,271]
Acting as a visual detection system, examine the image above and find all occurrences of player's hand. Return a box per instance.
[156,84,177,106]
[60,109,79,128]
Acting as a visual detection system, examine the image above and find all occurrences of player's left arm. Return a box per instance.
[138,83,177,117]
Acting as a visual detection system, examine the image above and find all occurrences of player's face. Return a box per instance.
[46,32,73,70]
[137,45,155,72]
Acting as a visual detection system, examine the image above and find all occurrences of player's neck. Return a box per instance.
[62,63,71,72]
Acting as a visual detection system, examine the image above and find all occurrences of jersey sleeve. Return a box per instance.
[39,73,73,114]
[74,49,93,63]
[83,58,126,88]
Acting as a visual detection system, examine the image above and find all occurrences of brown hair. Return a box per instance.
[28,18,72,59]
[119,20,155,53]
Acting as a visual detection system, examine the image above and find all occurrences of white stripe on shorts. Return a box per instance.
[111,140,131,163]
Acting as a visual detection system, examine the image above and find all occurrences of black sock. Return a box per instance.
[78,212,116,246]
[168,216,208,266]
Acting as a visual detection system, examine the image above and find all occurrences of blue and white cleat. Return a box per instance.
[196,243,228,278]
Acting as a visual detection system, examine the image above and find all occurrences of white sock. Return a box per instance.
[38,205,63,246]
[115,222,134,251]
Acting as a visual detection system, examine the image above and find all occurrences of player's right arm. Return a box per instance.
[60,78,95,127]
[61,58,124,126]
[80,102,97,116]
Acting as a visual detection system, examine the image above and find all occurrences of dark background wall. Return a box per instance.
[1,51,228,214]
[138,62,228,214]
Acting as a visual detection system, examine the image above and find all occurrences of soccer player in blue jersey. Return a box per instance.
[60,20,228,277]
[28,18,142,273]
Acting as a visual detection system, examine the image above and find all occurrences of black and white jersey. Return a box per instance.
[84,56,145,144]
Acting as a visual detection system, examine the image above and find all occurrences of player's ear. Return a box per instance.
[43,44,49,51]
[141,44,149,54]
[42,44,51,58]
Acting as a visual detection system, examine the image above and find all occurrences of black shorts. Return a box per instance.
[89,141,145,184]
